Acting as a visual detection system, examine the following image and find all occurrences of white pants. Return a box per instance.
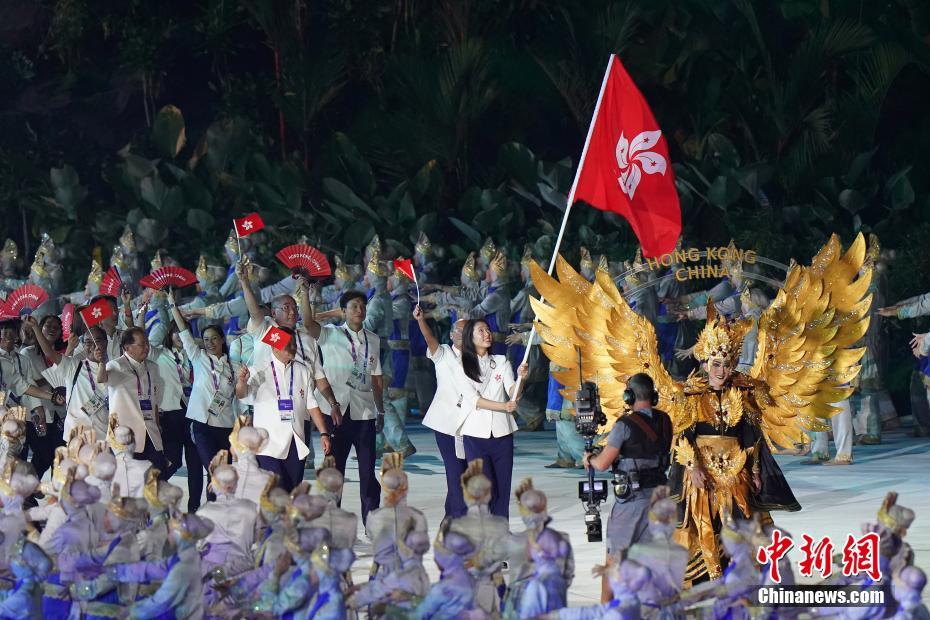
[812,399,852,460]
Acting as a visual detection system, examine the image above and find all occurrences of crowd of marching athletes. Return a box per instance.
[0,223,927,619]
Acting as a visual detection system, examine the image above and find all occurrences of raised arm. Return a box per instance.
[167,290,187,333]
[236,262,265,329]
[296,276,313,331]
[24,316,63,365]
[120,287,136,328]
[413,305,440,355]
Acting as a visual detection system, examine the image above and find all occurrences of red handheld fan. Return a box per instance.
[140,266,198,291]
[5,284,49,316]
[275,244,331,280]
[100,266,122,297]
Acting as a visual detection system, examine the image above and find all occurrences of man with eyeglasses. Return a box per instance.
[96,326,168,477]
[236,263,342,465]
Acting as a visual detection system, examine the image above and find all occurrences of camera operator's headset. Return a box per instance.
[614,383,660,500]
[622,385,659,407]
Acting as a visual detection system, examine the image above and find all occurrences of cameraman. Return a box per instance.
[582,373,672,601]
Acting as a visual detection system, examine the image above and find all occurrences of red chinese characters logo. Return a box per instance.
[756,529,793,583]
[756,531,882,583]
[842,532,881,582]
[798,534,834,578]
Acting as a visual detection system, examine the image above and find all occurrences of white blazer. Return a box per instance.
[421,344,476,436]
[457,354,519,439]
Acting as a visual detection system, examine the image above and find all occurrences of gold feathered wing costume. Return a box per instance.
[530,234,871,583]
[529,233,871,449]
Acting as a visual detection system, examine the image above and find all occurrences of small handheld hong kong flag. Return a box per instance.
[572,55,681,258]
[80,298,113,328]
[234,212,264,237]
[262,326,292,350]
[393,258,420,304]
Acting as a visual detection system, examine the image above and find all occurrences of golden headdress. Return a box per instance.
[415,232,432,255]
[334,255,352,282]
[150,250,163,271]
[490,251,507,278]
[460,458,491,505]
[579,247,593,274]
[196,255,209,282]
[109,495,146,522]
[596,254,609,273]
[366,234,382,257]
[740,287,759,314]
[110,246,127,272]
[515,477,548,520]
[142,467,174,512]
[119,226,136,253]
[529,233,873,448]
[225,229,240,257]
[106,415,132,452]
[721,239,744,281]
[2,239,17,262]
[259,474,283,514]
[30,237,51,278]
[380,452,408,506]
[877,491,914,535]
[227,415,249,458]
[693,304,753,367]
[461,252,477,281]
[208,449,234,493]
[367,248,389,277]
[479,237,496,261]
[87,259,103,287]
[624,248,645,287]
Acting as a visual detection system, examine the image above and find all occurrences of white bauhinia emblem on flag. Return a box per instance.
[242,220,254,231]
[270,332,280,343]
[92,308,102,318]
[615,130,668,199]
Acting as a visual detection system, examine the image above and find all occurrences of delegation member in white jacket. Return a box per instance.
[455,318,527,519]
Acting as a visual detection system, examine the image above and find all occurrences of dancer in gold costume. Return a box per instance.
[529,234,873,585]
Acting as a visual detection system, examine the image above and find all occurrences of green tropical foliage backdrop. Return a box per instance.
[3,0,930,400]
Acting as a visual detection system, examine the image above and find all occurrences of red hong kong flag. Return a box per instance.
[79,298,113,328]
[234,212,265,237]
[572,55,681,258]
[262,326,292,350]
[392,258,415,282]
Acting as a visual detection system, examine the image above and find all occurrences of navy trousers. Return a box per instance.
[435,430,468,518]
[160,408,203,511]
[463,434,514,519]
[327,411,380,524]
[256,438,304,492]
[192,420,232,501]
[136,434,169,481]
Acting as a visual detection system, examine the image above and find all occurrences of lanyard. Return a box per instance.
[270,360,294,400]
[342,327,369,381]
[127,358,152,399]
[84,361,97,392]
[296,333,306,362]
[208,356,233,393]
[172,351,193,385]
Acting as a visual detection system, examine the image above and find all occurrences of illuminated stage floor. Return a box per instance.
[172,417,930,607]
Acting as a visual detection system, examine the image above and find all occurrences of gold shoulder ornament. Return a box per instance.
[529,233,872,450]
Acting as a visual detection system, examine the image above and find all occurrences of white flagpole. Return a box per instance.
[233,219,243,259]
[511,54,616,400]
